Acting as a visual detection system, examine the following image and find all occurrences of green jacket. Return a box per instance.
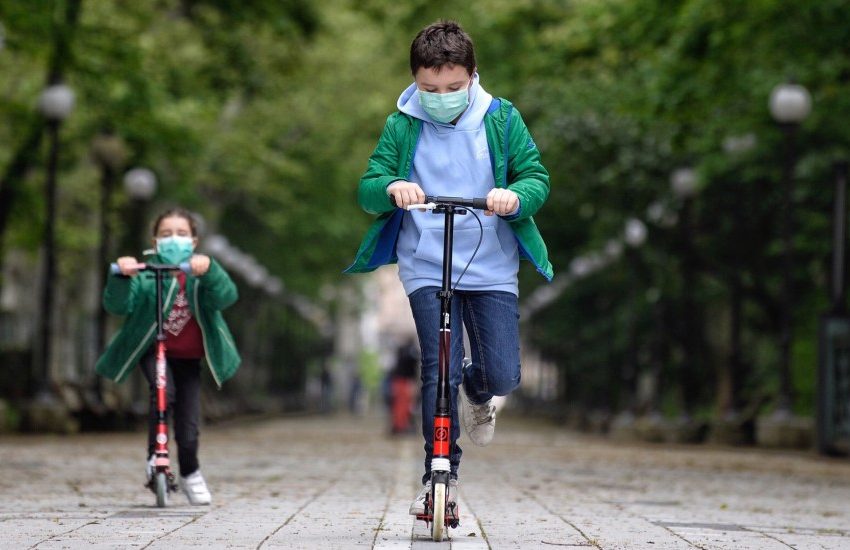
[95,256,241,387]
[345,97,553,280]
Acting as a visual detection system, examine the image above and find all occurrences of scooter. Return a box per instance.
[110,260,191,507]
[401,195,488,541]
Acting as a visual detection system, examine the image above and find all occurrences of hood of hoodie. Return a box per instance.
[396,73,493,130]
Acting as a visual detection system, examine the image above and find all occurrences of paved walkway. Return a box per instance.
[1,412,849,549]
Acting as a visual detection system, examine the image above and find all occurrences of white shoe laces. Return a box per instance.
[471,402,495,425]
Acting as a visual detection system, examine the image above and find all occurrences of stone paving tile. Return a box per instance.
[2,413,850,549]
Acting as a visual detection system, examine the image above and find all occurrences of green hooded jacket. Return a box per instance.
[345,97,553,280]
[95,256,241,387]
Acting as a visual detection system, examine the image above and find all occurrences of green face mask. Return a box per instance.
[418,87,470,124]
[156,236,194,265]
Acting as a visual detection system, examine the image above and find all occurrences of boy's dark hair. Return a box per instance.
[410,20,476,76]
[152,207,198,237]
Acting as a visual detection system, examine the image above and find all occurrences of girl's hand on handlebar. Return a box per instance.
[189,254,211,276]
[485,188,519,216]
[116,256,141,276]
[387,180,426,209]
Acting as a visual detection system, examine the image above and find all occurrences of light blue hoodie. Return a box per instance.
[395,74,519,296]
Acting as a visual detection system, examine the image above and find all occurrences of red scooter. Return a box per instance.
[111,260,191,507]
[400,195,488,541]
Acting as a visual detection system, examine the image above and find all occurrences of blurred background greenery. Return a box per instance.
[1,0,849,450]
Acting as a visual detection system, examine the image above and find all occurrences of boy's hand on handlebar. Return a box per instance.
[189,254,211,276]
[485,188,519,216]
[116,256,140,276]
[387,180,426,209]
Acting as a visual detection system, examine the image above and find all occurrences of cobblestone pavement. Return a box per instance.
[1,412,850,549]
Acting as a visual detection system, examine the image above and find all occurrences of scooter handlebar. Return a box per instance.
[426,195,489,210]
[392,194,488,211]
[110,262,192,275]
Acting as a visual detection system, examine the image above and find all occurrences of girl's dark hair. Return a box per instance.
[410,20,476,76]
[152,207,198,236]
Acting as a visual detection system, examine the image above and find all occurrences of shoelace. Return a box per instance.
[471,404,495,425]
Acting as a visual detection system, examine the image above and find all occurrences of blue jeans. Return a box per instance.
[408,287,521,483]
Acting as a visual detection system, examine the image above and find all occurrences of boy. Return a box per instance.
[346,20,552,515]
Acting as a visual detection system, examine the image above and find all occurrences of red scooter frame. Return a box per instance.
[401,195,488,541]
[111,260,190,507]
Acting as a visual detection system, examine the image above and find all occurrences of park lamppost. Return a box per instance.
[769,81,812,415]
[36,83,75,398]
[828,161,848,313]
[122,167,157,253]
[623,218,647,420]
[121,167,156,408]
[671,167,700,418]
[91,133,128,360]
[720,134,758,423]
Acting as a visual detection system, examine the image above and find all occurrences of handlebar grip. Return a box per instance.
[109,262,192,275]
[471,197,488,210]
[424,195,489,209]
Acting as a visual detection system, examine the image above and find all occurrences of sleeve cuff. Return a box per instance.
[385,179,405,195]
[500,202,522,221]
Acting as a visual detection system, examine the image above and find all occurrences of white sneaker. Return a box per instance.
[459,367,496,446]
[180,471,212,505]
[409,478,458,516]
[409,480,431,515]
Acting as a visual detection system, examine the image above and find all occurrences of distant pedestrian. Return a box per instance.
[319,363,333,413]
[96,207,241,505]
[390,338,419,434]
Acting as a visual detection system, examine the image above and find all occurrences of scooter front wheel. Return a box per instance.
[431,481,446,541]
[155,472,168,507]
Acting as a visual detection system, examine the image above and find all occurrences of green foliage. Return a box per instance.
[2,0,849,417]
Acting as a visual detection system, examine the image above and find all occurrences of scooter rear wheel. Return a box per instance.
[155,472,168,508]
[431,481,446,541]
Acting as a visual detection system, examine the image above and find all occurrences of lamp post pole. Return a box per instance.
[623,218,647,416]
[671,168,699,417]
[777,122,798,414]
[830,161,848,313]
[121,167,157,408]
[36,83,74,398]
[719,134,758,419]
[121,167,157,253]
[91,133,127,396]
[769,81,812,415]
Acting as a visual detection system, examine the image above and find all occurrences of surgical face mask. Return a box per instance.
[156,235,194,265]
[418,86,470,124]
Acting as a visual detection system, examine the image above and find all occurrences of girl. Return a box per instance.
[96,207,241,505]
